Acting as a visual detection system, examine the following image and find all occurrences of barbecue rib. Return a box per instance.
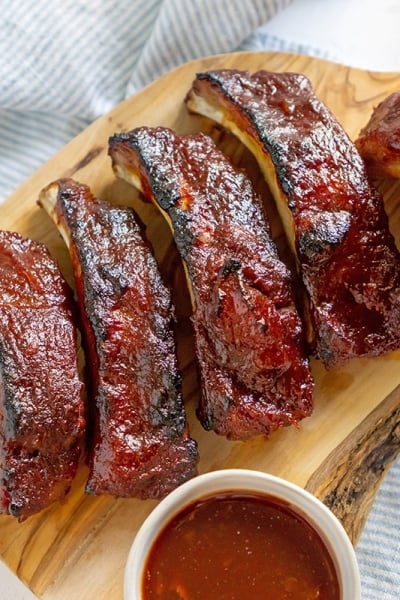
[0,230,85,519]
[108,127,314,440]
[186,69,400,368]
[38,179,198,499]
[356,91,400,178]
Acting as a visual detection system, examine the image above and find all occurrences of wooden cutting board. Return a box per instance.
[1,51,400,599]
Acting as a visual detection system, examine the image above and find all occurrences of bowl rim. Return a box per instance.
[124,468,361,600]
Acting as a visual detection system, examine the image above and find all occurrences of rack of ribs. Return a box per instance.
[0,230,85,519]
[38,179,198,499]
[356,90,400,179]
[108,127,314,440]
[186,69,400,368]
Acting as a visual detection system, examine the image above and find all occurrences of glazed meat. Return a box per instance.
[356,91,400,178]
[186,69,400,368]
[38,179,198,499]
[109,127,314,440]
[0,230,85,519]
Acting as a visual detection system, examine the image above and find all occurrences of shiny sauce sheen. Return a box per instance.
[141,492,340,599]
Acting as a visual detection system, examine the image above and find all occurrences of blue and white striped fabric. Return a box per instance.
[358,464,400,598]
[0,0,291,201]
[0,1,399,598]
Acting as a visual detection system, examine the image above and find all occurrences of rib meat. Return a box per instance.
[186,69,400,368]
[356,91,400,178]
[38,179,198,498]
[0,230,85,519]
[108,127,314,440]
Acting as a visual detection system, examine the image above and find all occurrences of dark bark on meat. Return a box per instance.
[38,179,198,499]
[0,231,85,519]
[356,91,400,179]
[109,128,314,440]
[186,70,400,368]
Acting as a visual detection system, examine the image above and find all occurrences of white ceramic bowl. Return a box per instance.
[124,468,361,600]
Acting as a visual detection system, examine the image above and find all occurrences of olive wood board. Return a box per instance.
[1,51,400,600]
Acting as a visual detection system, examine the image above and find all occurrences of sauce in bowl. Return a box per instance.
[141,491,340,600]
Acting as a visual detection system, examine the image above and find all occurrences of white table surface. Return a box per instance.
[1,0,399,598]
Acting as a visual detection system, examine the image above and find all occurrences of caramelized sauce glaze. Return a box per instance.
[39,179,198,499]
[109,128,314,440]
[0,230,85,518]
[187,70,400,367]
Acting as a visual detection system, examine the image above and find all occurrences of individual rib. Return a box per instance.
[38,178,198,499]
[186,69,400,368]
[109,127,314,440]
[0,230,85,519]
[356,91,400,178]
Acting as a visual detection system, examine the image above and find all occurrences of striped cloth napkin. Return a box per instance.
[0,1,398,598]
[0,0,293,201]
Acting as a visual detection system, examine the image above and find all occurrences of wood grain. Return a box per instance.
[1,51,400,599]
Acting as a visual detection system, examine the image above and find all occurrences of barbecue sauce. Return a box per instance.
[141,491,340,599]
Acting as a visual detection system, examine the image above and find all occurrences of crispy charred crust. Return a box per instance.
[109,127,314,440]
[38,179,198,499]
[356,91,400,179]
[186,69,400,368]
[0,231,85,519]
